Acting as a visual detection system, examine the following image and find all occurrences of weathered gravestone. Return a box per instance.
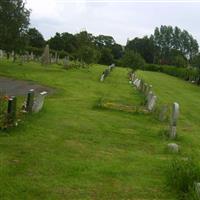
[32,91,48,113]
[147,94,157,112]
[167,143,179,153]
[41,45,50,65]
[25,89,35,113]
[133,78,138,86]
[7,96,17,126]
[135,79,141,89]
[169,102,180,139]
[147,91,153,105]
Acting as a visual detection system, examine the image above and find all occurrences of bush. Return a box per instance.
[144,63,199,83]
[120,50,146,71]
[167,157,200,199]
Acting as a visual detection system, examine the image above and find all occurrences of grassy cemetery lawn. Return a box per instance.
[2,60,200,199]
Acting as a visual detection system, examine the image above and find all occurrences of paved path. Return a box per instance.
[0,76,54,96]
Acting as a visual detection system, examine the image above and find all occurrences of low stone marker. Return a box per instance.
[169,102,180,139]
[7,96,17,126]
[32,91,48,113]
[25,89,35,113]
[167,143,179,153]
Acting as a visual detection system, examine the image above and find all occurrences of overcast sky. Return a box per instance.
[26,0,200,45]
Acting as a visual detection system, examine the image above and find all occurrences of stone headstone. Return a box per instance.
[133,78,138,86]
[41,45,50,65]
[32,91,48,113]
[135,79,141,89]
[167,143,179,153]
[171,102,179,126]
[25,89,35,113]
[147,95,157,111]
[7,96,17,126]
[169,102,180,139]
[147,91,153,105]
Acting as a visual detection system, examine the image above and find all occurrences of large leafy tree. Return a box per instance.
[27,28,45,48]
[125,36,155,63]
[152,25,199,64]
[48,32,64,51]
[0,0,30,56]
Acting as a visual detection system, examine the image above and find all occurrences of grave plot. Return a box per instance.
[0,77,54,129]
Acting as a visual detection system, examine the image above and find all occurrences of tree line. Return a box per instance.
[1,0,200,69]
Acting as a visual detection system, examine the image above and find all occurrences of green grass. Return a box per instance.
[1,60,197,199]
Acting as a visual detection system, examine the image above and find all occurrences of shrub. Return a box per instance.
[167,157,200,199]
[144,64,199,83]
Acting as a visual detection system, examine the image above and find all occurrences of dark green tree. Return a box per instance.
[125,36,155,63]
[99,48,114,65]
[152,25,199,64]
[48,33,64,51]
[0,0,30,57]
[27,28,45,48]
[120,50,146,70]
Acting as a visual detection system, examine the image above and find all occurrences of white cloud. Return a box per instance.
[26,0,200,45]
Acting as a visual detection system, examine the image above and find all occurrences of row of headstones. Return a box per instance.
[6,89,48,127]
[129,72,197,194]
[100,64,115,82]
[0,47,69,66]
[130,73,156,112]
[130,72,180,151]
